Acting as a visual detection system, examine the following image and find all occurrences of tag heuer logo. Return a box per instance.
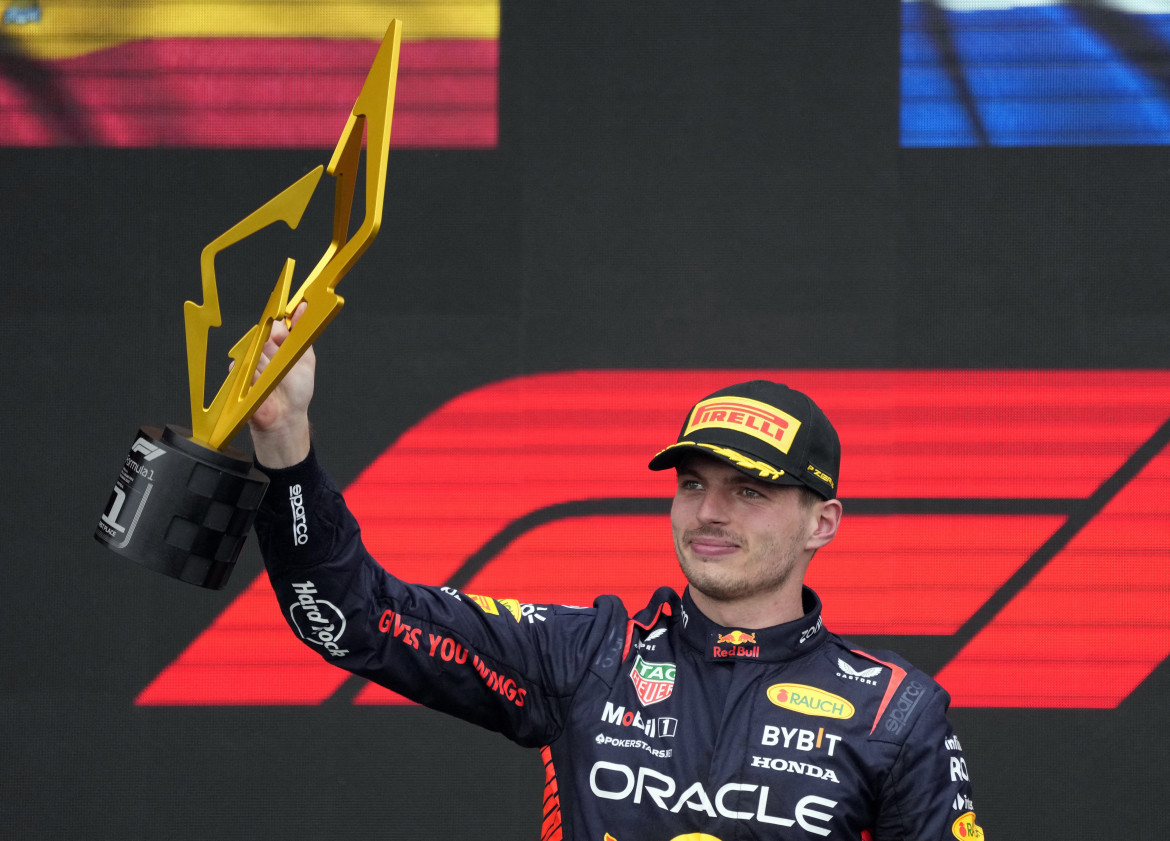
[630,655,676,706]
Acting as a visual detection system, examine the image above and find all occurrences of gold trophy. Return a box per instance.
[95,21,402,589]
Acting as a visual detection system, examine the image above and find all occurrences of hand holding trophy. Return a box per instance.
[95,20,403,589]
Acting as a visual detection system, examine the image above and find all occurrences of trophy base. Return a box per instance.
[95,425,269,590]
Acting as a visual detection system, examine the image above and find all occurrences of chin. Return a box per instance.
[680,564,750,603]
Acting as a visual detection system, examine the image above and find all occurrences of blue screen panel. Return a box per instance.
[902,0,1170,147]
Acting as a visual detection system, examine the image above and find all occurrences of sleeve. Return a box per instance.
[872,684,985,841]
[252,447,625,748]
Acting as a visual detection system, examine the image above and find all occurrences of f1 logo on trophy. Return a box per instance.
[95,21,402,589]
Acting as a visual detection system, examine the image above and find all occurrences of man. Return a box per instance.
[249,316,983,840]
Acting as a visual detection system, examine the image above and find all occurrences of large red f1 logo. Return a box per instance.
[137,370,1170,708]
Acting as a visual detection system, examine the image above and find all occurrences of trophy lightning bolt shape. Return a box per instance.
[190,20,401,449]
[95,21,403,589]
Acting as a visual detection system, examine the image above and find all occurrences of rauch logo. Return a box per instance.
[767,684,855,720]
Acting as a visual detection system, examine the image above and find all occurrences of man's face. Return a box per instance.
[670,454,823,605]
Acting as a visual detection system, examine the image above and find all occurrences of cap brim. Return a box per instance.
[648,441,804,486]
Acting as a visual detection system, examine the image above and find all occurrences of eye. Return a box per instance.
[679,478,703,491]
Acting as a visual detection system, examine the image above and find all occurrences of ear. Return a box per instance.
[806,498,843,551]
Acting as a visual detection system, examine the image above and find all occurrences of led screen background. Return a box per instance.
[0,0,498,147]
[902,0,1170,146]
[3,2,1168,839]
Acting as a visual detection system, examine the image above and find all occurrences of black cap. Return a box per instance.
[648,381,840,499]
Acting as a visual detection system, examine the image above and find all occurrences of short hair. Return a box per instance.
[797,485,826,510]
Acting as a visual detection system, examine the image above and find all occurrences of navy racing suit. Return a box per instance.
[255,449,983,841]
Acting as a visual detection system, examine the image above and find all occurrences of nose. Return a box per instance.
[696,486,731,525]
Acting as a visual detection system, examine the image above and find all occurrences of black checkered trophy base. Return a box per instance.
[95,425,269,590]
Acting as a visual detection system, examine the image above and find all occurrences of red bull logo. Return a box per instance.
[717,630,757,645]
[714,630,760,659]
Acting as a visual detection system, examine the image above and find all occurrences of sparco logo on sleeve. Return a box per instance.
[289,484,308,545]
[289,581,349,657]
[884,680,926,735]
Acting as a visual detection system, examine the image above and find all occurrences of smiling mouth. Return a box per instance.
[687,533,741,557]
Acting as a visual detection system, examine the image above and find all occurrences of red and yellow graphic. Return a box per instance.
[466,593,500,614]
[0,0,497,147]
[684,396,801,454]
[467,593,522,622]
[133,370,1170,710]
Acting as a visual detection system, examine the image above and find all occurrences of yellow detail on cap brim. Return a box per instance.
[807,463,835,489]
[655,441,785,482]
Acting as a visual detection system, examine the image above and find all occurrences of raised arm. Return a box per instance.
[248,304,314,468]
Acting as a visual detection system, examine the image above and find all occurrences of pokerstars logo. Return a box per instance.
[288,581,349,658]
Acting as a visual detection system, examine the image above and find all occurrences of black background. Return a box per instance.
[3,2,1168,838]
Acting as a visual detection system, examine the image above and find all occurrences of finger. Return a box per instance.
[269,316,291,346]
[253,352,270,384]
[261,315,289,360]
[288,301,309,328]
